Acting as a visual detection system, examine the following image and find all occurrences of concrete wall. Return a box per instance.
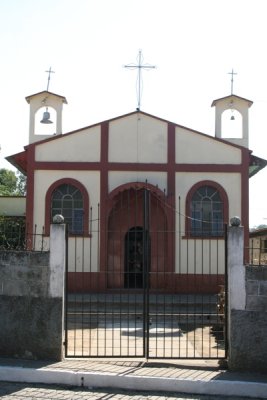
[0,223,65,361]
[0,196,26,217]
[228,224,267,373]
[1,220,267,370]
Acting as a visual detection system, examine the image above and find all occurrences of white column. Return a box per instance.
[49,218,66,298]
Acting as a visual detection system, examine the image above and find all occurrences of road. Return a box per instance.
[0,381,261,400]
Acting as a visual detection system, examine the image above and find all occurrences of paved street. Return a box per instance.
[0,381,261,400]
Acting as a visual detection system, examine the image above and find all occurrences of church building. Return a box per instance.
[7,88,267,293]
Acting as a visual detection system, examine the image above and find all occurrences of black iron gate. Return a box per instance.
[65,188,227,359]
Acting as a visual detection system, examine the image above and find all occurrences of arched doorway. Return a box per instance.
[107,184,171,290]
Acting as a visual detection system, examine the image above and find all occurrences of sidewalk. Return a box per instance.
[0,358,267,399]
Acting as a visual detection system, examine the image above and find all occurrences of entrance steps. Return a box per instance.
[67,293,222,324]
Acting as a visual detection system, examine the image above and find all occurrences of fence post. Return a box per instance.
[49,215,66,298]
[227,217,246,312]
[227,216,246,369]
[49,215,66,360]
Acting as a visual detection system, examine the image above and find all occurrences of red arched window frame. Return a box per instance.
[45,178,89,236]
[185,180,229,238]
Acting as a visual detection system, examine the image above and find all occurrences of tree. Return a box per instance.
[16,171,27,196]
[0,168,27,196]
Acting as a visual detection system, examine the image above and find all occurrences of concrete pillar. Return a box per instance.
[227,217,246,370]
[227,218,246,312]
[49,217,66,298]
[47,215,66,360]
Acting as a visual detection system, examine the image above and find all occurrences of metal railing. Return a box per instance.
[248,241,267,266]
[0,217,49,251]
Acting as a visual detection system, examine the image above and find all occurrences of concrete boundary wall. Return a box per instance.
[1,221,267,372]
[228,225,267,373]
[0,224,65,361]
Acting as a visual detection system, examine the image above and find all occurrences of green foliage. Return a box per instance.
[0,216,26,249]
[0,168,27,196]
[15,171,27,196]
[0,168,17,195]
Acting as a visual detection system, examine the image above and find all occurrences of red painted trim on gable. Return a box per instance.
[185,180,229,236]
[32,160,244,173]
[34,162,101,170]
[44,178,89,235]
[6,151,28,174]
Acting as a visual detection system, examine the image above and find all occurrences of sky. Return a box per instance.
[0,0,266,228]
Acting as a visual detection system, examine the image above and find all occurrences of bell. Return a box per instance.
[230,115,235,121]
[40,109,53,124]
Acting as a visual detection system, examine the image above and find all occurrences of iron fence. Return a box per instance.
[0,217,49,251]
[248,240,267,266]
[65,188,227,360]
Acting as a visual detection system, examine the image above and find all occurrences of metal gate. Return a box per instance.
[65,188,227,359]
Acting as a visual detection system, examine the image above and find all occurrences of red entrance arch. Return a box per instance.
[106,182,174,290]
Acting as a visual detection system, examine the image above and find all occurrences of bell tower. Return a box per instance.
[26,68,67,144]
[211,70,253,148]
[26,90,67,144]
[211,94,253,148]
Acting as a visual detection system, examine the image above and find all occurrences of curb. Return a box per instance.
[0,366,267,399]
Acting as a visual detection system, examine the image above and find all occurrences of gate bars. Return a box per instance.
[65,188,227,359]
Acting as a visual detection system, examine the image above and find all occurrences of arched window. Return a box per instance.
[189,184,226,237]
[51,184,84,234]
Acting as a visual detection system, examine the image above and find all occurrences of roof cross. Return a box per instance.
[124,50,156,110]
[228,69,237,95]
[45,67,55,91]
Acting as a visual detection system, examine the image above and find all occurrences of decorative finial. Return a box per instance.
[124,50,156,110]
[53,214,64,224]
[230,216,241,227]
[45,67,55,91]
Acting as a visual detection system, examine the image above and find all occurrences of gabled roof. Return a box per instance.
[20,109,257,150]
[6,151,28,174]
[6,109,267,177]
[211,94,253,108]
[25,90,67,104]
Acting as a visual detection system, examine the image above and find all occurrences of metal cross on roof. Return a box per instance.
[228,69,237,95]
[45,67,55,91]
[124,50,156,110]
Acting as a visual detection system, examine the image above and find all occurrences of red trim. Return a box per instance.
[185,180,229,237]
[32,161,243,173]
[44,178,89,235]
[20,109,249,150]
[25,146,35,247]
[14,109,253,266]
[107,181,167,212]
[241,148,250,262]
[100,122,109,280]
[106,182,174,290]
[167,123,176,274]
